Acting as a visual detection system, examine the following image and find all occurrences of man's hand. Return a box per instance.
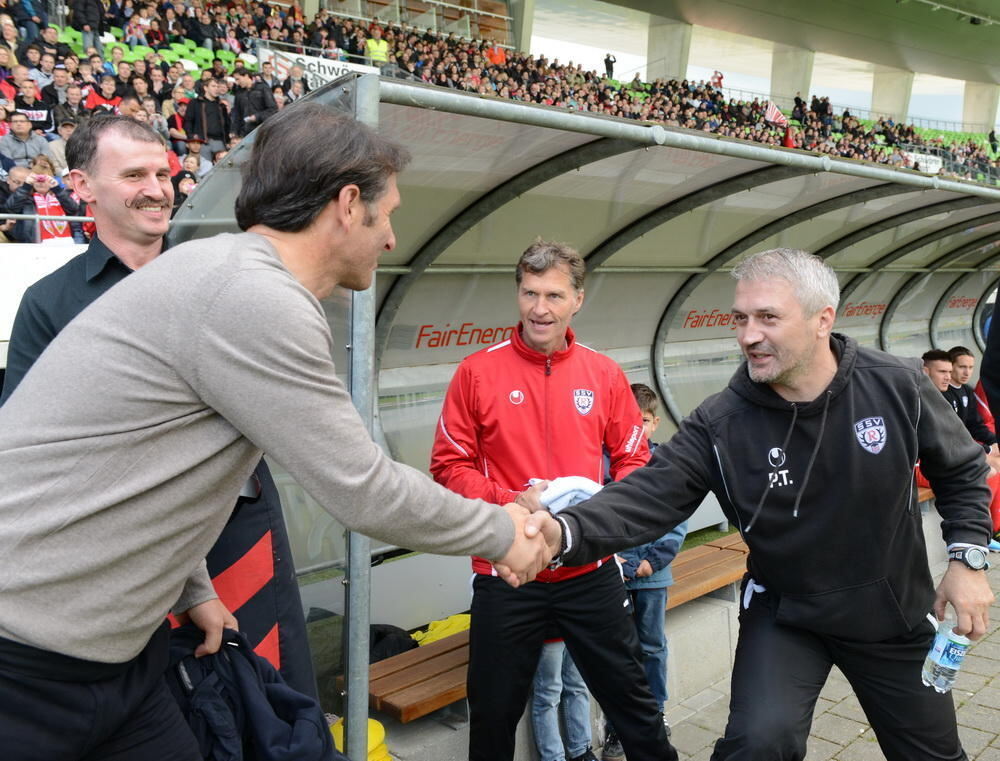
[514,480,549,513]
[986,447,1000,476]
[934,562,995,639]
[492,504,557,587]
[177,598,239,657]
[635,559,653,578]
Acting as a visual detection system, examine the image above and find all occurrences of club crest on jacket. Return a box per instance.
[573,389,594,415]
[854,416,887,454]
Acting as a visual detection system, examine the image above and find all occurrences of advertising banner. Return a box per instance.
[256,44,379,90]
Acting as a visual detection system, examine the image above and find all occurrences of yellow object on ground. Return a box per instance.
[411,613,470,645]
[330,717,386,758]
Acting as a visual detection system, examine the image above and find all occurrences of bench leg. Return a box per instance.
[438,698,470,730]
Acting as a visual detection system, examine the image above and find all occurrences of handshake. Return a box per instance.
[492,482,564,588]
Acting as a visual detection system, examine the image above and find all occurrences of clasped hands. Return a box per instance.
[493,481,564,588]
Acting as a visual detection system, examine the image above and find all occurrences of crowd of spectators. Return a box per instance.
[0,0,996,243]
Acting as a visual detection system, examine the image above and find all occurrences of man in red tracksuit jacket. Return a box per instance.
[430,240,675,761]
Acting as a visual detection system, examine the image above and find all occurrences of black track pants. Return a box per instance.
[711,583,966,761]
[467,561,676,761]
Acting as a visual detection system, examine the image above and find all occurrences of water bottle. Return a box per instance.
[921,619,970,693]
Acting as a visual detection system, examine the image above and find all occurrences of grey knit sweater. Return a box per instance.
[0,232,513,663]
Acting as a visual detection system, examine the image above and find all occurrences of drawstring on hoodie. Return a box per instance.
[792,390,831,518]
[744,390,832,532]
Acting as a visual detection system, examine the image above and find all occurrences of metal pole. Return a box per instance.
[377,81,1000,202]
[343,72,381,761]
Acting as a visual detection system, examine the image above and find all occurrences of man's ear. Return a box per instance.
[69,168,95,204]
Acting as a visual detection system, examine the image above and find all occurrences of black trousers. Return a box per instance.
[711,583,966,761]
[468,561,676,761]
[0,623,202,761]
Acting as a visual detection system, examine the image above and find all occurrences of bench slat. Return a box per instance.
[380,666,469,723]
[370,647,469,706]
[368,629,469,681]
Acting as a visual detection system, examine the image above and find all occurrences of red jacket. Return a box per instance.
[430,325,649,581]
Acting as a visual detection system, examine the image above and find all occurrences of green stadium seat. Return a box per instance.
[110,27,123,40]
[170,42,189,55]
[216,49,236,64]
[184,38,197,51]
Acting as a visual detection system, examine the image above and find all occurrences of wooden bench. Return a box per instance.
[364,536,749,724]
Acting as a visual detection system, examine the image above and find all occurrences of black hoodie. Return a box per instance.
[560,333,991,642]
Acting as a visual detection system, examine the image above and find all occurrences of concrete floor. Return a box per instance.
[665,569,1000,761]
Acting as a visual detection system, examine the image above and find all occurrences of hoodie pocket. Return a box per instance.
[775,577,909,642]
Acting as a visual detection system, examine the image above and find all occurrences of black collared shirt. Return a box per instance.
[1,236,135,404]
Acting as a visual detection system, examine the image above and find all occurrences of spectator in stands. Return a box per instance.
[430,240,673,761]
[281,63,309,96]
[53,83,89,125]
[258,59,279,89]
[71,0,104,55]
[85,74,121,114]
[47,117,75,172]
[14,77,52,134]
[117,94,142,119]
[184,133,212,176]
[229,66,276,138]
[365,25,389,65]
[272,86,286,110]
[604,53,615,79]
[113,60,133,98]
[41,64,70,106]
[10,0,45,44]
[0,109,52,165]
[922,349,953,393]
[0,163,28,205]
[27,51,54,90]
[602,383,688,760]
[142,95,168,137]
[183,76,228,155]
[3,163,81,242]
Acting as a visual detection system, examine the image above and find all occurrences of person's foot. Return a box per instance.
[568,748,598,761]
[663,720,671,738]
[601,729,625,761]
[989,539,1000,552]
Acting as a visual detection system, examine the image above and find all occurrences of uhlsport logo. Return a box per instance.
[573,389,595,415]
[854,416,887,454]
[509,390,525,405]
[768,447,786,467]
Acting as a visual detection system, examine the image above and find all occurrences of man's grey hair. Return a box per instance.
[731,248,840,316]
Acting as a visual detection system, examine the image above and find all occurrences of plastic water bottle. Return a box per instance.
[921,619,970,693]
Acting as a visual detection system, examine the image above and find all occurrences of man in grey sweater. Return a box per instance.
[0,103,553,761]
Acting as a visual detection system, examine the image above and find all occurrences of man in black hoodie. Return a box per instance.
[183,77,230,156]
[524,249,994,761]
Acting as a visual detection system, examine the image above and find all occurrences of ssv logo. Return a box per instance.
[854,417,887,454]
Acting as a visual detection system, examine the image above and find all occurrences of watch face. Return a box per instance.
[967,548,988,569]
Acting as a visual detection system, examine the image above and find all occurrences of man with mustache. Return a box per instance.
[524,248,994,761]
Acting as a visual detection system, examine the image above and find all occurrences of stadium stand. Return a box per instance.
[0,0,996,227]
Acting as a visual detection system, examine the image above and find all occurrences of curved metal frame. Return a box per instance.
[839,209,1000,302]
[812,196,990,263]
[972,275,1000,352]
[584,165,812,270]
[373,137,641,376]
[879,233,1000,350]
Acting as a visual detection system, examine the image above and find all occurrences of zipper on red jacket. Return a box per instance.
[545,358,551,376]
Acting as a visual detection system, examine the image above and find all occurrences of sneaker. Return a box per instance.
[601,730,625,761]
[989,539,1000,552]
[663,720,672,738]
[569,748,598,761]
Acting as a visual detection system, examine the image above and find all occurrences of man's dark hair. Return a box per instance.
[515,239,585,291]
[922,349,951,366]
[66,116,165,172]
[630,383,658,415]
[948,345,974,363]
[235,103,410,232]
[232,66,251,78]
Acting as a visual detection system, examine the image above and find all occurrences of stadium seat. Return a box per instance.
[110,27,124,40]
[216,49,236,64]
